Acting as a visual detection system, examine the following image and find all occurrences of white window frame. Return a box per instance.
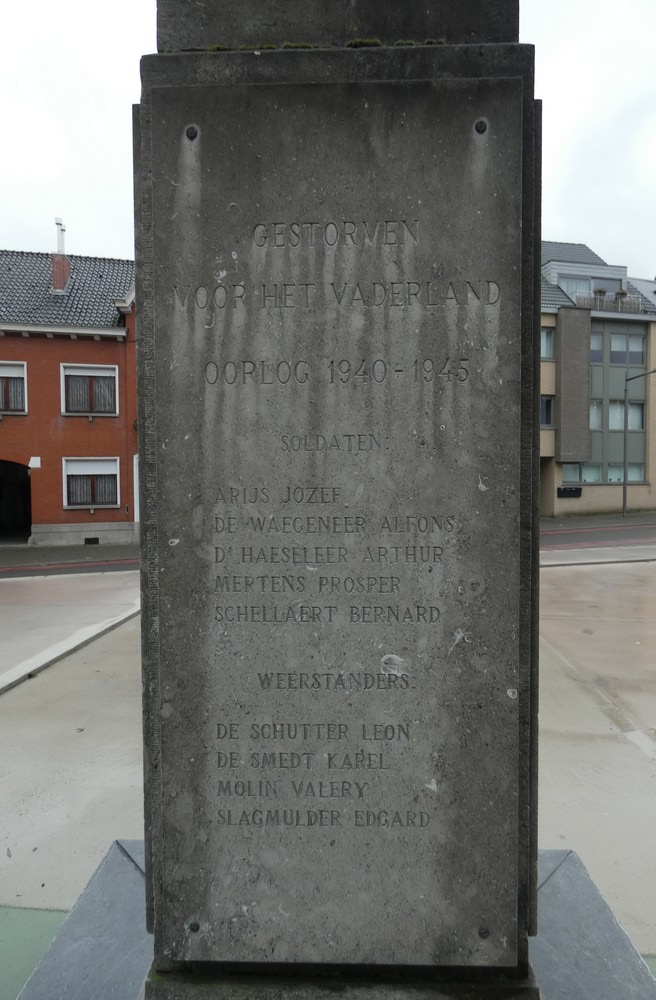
[60,363,119,416]
[62,457,120,509]
[0,361,28,414]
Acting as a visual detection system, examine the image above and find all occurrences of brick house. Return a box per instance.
[0,225,137,544]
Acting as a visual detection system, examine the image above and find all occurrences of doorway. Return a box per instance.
[0,460,32,541]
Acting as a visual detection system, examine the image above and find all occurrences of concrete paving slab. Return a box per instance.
[0,571,140,693]
[538,642,656,954]
[540,562,656,740]
[0,615,144,911]
[538,561,656,955]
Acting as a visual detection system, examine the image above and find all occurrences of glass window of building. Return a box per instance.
[628,402,645,430]
[608,464,645,483]
[559,276,590,300]
[562,464,581,483]
[590,333,603,362]
[540,396,554,426]
[540,328,554,359]
[589,399,602,430]
[609,400,645,430]
[610,334,627,364]
[628,335,645,365]
[581,464,602,483]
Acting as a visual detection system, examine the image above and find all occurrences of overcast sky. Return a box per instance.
[2,0,654,278]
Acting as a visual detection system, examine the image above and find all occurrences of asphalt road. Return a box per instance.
[1,513,655,577]
[0,544,140,578]
[540,518,656,550]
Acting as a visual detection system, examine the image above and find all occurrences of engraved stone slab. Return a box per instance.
[140,67,527,969]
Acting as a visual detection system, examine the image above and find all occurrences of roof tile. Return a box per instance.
[541,241,607,267]
[0,250,134,329]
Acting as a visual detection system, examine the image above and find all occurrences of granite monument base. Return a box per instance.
[142,968,541,999]
[18,844,656,1000]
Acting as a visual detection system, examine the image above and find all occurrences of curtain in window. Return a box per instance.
[67,474,117,505]
[540,329,553,359]
[6,377,24,410]
[67,475,92,505]
[66,375,90,412]
[93,376,115,413]
[628,403,644,430]
[608,402,624,430]
[589,400,602,430]
[95,475,117,504]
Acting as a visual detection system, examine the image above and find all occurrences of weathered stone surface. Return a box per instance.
[143,969,541,999]
[157,0,519,53]
[137,44,537,976]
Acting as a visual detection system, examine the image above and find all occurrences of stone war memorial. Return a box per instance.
[135,0,541,997]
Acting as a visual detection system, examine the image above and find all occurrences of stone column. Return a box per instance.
[135,2,541,996]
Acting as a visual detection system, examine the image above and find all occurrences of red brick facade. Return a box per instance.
[0,290,137,543]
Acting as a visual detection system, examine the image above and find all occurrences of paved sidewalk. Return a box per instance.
[0,571,140,694]
[540,510,656,531]
[541,542,656,566]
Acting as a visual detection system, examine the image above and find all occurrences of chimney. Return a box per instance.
[52,218,71,292]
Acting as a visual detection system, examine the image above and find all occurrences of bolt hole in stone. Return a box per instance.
[186,125,199,140]
[189,921,200,933]
[475,119,488,134]
[478,927,490,939]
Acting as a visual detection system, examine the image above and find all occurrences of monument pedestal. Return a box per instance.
[142,967,541,999]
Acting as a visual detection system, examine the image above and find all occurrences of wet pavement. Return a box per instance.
[0,571,140,693]
[0,616,144,913]
[0,525,654,988]
[539,562,656,955]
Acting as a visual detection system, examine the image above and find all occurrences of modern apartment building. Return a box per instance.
[540,241,656,516]
[0,224,137,544]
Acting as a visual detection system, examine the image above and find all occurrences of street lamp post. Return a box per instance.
[622,367,656,517]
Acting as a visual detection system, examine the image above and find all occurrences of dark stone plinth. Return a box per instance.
[18,847,656,999]
[17,841,151,1000]
[156,0,519,53]
[531,851,656,1000]
[143,968,540,999]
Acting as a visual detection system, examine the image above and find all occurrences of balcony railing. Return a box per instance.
[575,293,643,313]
